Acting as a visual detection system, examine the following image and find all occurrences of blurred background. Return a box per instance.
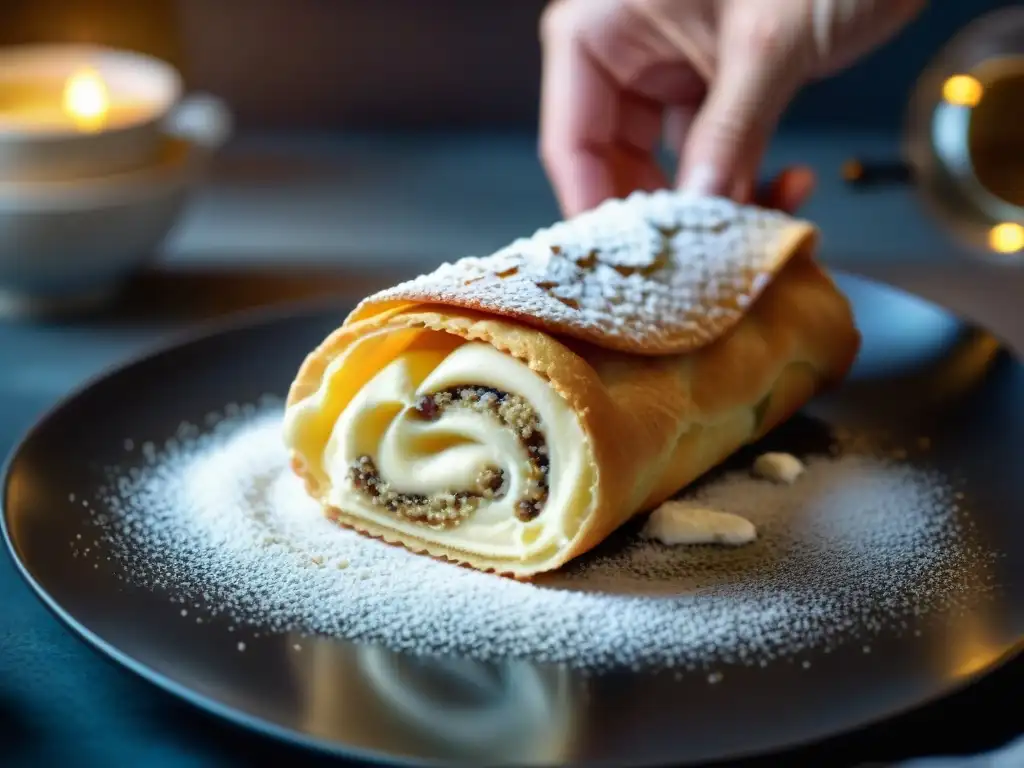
[0,0,1020,295]
[0,0,1012,132]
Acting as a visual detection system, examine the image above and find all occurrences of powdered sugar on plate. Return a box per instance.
[87,402,998,672]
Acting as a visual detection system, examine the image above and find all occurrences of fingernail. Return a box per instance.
[681,163,724,196]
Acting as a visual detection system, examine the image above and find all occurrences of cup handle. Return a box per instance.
[163,92,234,152]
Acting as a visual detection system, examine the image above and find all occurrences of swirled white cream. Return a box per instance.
[753,452,805,484]
[282,331,594,563]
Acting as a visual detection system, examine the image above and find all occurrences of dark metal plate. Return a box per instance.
[3,274,1023,767]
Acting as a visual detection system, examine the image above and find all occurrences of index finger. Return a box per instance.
[538,0,668,217]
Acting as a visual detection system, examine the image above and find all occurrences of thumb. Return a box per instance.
[678,19,807,201]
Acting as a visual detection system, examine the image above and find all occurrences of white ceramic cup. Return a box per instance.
[0,44,185,182]
[0,93,233,318]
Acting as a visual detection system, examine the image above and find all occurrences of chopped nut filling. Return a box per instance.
[349,386,550,527]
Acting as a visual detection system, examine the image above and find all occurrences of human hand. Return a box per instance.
[539,0,925,216]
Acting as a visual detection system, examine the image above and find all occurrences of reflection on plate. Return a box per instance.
[293,644,576,764]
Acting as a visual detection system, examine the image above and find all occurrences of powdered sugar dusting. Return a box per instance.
[347,191,808,355]
[87,403,998,672]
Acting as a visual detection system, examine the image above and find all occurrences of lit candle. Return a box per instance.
[62,67,110,132]
[0,66,153,134]
[0,44,185,182]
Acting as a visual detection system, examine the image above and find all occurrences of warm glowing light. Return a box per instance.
[988,222,1024,253]
[944,610,1005,682]
[942,74,983,107]
[952,646,1006,679]
[62,67,109,132]
[840,159,863,182]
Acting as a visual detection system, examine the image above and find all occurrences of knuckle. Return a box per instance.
[732,11,789,57]
[703,112,751,149]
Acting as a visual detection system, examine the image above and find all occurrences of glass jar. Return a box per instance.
[905,7,1024,262]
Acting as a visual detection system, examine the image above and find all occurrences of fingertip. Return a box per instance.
[678,163,729,197]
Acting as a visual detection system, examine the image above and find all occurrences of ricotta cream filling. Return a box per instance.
[283,331,593,562]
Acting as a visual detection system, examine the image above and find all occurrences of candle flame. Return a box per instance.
[62,67,109,132]
[988,222,1024,254]
[942,74,983,108]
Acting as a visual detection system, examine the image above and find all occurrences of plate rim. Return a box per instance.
[3,273,1023,767]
